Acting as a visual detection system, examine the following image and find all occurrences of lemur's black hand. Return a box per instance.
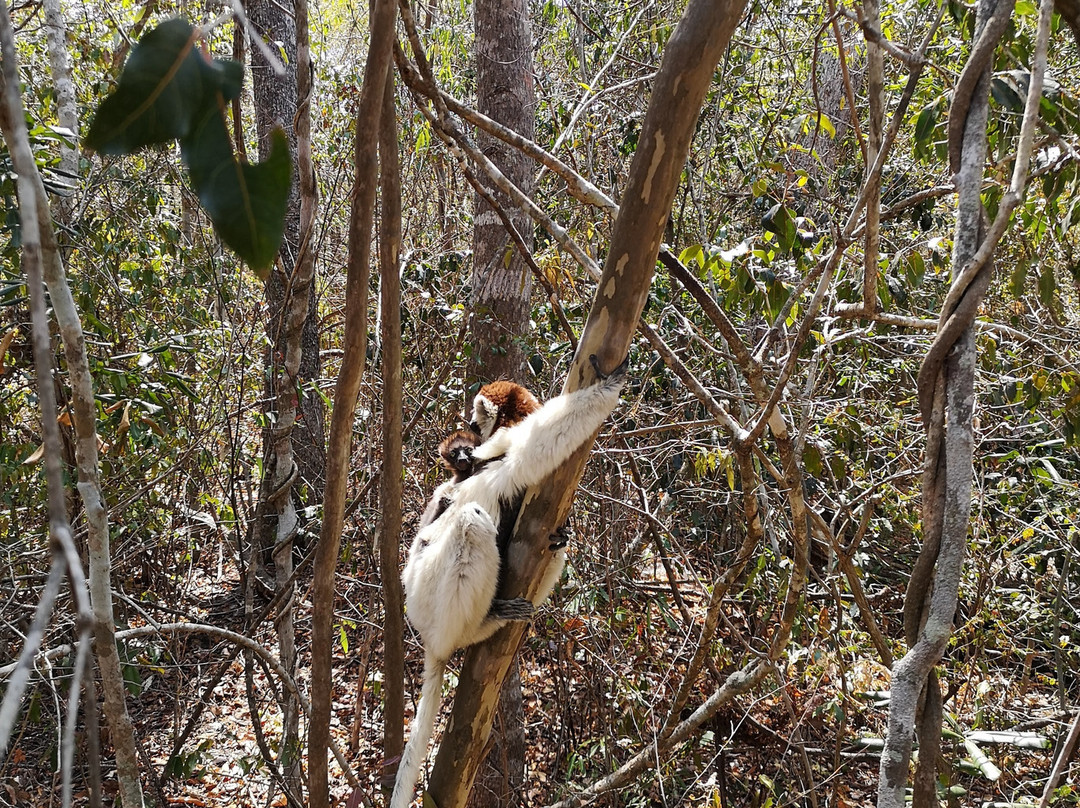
[548,524,571,551]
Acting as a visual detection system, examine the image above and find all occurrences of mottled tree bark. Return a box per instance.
[466,0,536,804]
[424,1,747,805]
[41,0,77,219]
[250,0,327,506]
[469,0,535,384]
[247,0,321,799]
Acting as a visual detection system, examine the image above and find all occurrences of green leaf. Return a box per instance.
[906,251,926,288]
[1009,257,1029,297]
[86,18,243,154]
[913,105,937,145]
[990,76,1024,113]
[679,244,705,269]
[762,203,796,254]
[1038,261,1057,308]
[181,113,291,275]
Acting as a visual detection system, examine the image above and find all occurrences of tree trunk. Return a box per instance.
[466,0,536,803]
[41,0,77,221]
[862,0,884,313]
[247,0,320,799]
[469,0,535,384]
[308,1,397,805]
[425,1,746,804]
[250,0,326,509]
[379,64,407,803]
[877,0,1046,803]
[0,8,144,806]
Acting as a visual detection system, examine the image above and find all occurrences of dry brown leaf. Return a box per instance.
[0,328,16,374]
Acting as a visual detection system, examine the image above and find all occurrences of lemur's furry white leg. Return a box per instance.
[403,503,503,661]
[390,654,446,808]
[395,506,533,808]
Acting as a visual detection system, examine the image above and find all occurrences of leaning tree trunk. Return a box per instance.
[877,0,1052,804]
[466,0,536,803]
[0,7,144,806]
[424,1,747,805]
[308,1,397,806]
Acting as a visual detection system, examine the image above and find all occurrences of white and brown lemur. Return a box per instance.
[391,355,627,808]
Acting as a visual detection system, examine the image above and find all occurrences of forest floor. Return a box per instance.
[1,550,1072,808]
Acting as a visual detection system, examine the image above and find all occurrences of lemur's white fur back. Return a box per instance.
[393,367,625,808]
[403,503,500,661]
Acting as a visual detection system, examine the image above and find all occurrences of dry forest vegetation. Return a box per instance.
[2,0,1080,806]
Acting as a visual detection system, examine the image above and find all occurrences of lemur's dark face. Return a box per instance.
[449,446,473,472]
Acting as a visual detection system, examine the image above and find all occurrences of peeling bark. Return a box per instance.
[423,1,747,804]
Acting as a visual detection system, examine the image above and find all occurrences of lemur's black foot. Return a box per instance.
[489,597,535,622]
[589,353,630,382]
[548,524,571,551]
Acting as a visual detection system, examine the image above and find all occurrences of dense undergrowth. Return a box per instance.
[3,0,1080,805]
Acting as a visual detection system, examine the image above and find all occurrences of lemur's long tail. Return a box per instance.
[390,655,446,808]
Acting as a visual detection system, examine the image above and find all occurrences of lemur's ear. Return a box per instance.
[477,395,499,420]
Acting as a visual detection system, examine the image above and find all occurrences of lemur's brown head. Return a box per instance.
[438,429,482,479]
[469,381,540,439]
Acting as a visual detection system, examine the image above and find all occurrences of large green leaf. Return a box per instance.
[85,18,243,154]
[85,18,289,273]
[182,112,291,275]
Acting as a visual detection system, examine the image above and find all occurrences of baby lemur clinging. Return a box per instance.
[416,429,484,530]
